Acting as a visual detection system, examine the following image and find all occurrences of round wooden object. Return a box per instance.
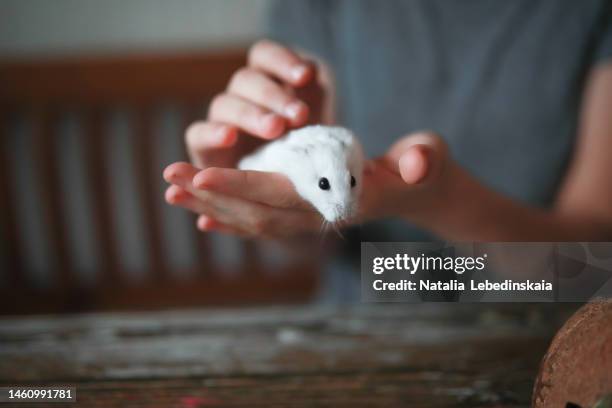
[533,300,612,407]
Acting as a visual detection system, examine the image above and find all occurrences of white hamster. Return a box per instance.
[238,125,365,222]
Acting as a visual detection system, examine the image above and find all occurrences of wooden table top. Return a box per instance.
[0,303,576,407]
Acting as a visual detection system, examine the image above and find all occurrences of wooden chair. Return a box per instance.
[0,51,318,315]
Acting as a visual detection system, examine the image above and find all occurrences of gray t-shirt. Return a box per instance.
[268,0,612,240]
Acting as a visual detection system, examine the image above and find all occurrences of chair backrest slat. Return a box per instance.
[132,106,168,281]
[82,107,122,285]
[0,112,26,287]
[32,108,76,288]
[181,102,213,277]
[0,51,319,314]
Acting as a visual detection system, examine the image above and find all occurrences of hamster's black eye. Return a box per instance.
[319,177,330,190]
[350,175,356,188]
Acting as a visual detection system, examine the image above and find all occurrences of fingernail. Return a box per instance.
[199,215,217,231]
[214,125,228,143]
[197,219,208,231]
[193,171,210,189]
[259,113,282,135]
[173,191,186,202]
[283,101,307,121]
[164,171,175,182]
[290,64,309,82]
[166,190,181,204]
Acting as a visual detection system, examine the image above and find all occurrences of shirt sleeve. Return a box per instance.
[593,0,612,63]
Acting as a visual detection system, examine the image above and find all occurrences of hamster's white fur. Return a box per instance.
[238,125,364,222]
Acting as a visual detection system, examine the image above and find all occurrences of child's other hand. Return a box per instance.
[360,131,451,224]
[185,39,325,170]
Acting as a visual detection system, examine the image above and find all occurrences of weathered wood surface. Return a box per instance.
[0,304,575,407]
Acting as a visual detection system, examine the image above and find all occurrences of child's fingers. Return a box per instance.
[167,183,320,237]
[185,121,238,154]
[165,184,194,205]
[228,67,309,126]
[164,162,321,237]
[196,215,248,236]
[164,162,262,227]
[193,167,314,211]
[384,131,449,184]
[163,162,199,187]
[165,185,211,216]
[208,93,286,140]
[164,180,269,234]
[398,145,430,185]
[248,39,314,87]
[164,162,222,206]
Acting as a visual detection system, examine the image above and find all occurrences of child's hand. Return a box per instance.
[185,39,325,169]
[359,131,451,224]
[164,132,452,239]
[163,162,322,239]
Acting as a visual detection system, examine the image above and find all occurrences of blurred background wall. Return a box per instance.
[0,0,320,311]
[0,0,271,57]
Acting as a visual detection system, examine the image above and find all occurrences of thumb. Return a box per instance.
[398,145,430,184]
[385,131,449,185]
